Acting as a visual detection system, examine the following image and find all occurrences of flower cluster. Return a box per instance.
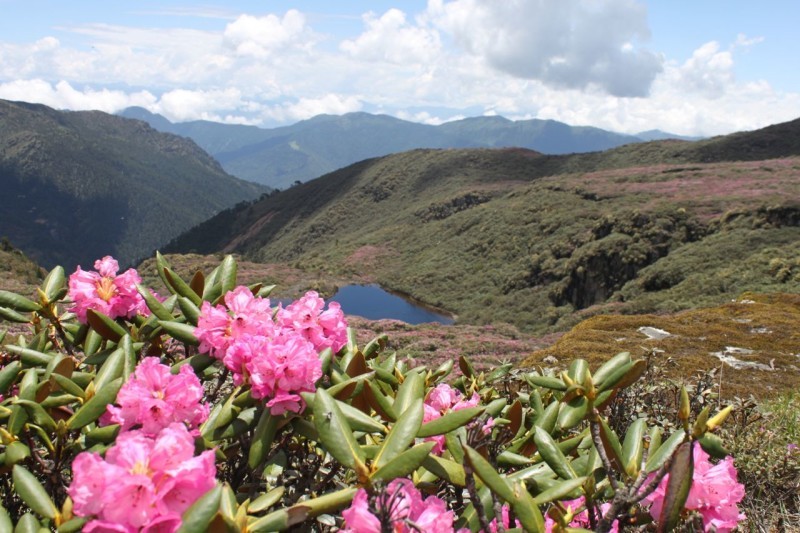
[105,357,209,435]
[68,423,216,532]
[68,256,149,323]
[644,443,746,532]
[342,479,458,533]
[423,383,489,454]
[195,287,347,415]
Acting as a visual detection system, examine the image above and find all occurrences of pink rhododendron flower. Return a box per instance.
[644,442,745,532]
[423,383,489,454]
[245,334,322,415]
[278,291,348,353]
[194,287,344,415]
[105,358,209,435]
[68,424,215,533]
[68,256,150,324]
[341,479,457,533]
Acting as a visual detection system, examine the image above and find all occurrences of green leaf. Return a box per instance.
[463,444,515,502]
[136,284,173,321]
[644,429,686,474]
[534,426,576,480]
[14,400,56,432]
[417,406,484,437]
[0,505,12,532]
[592,352,631,387]
[249,487,285,514]
[159,320,200,346]
[372,441,435,481]
[313,388,367,473]
[567,359,589,385]
[557,396,589,431]
[698,432,729,459]
[164,267,202,306]
[526,374,567,391]
[83,329,103,358]
[4,441,31,466]
[0,306,30,323]
[67,377,123,430]
[374,398,423,469]
[86,309,126,342]
[621,418,647,477]
[0,360,22,394]
[458,355,475,379]
[42,266,66,303]
[658,442,694,533]
[57,517,88,533]
[85,424,121,446]
[509,481,546,533]
[248,409,279,469]
[177,484,222,533]
[12,465,57,519]
[121,335,136,380]
[364,380,397,422]
[422,455,466,486]
[4,345,53,366]
[249,488,357,533]
[597,417,625,473]
[218,255,238,296]
[14,512,40,533]
[92,347,124,391]
[177,297,201,326]
[394,371,424,414]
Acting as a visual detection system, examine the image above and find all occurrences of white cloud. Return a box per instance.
[222,10,314,58]
[676,41,734,99]
[424,0,663,97]
[279,94,363,121]
[0,79,157,112]
[155,87,246,122]
[340,9,441,64]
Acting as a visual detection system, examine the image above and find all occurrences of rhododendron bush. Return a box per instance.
[0,253,744,532]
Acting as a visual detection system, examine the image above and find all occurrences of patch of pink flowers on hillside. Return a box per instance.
[68,423,216,533]
[68,256,150,323]
[423,383,490,455]
[342,479,459,533]
[105,357,209,435]
[194,288,347,415]
[644,442,745,532]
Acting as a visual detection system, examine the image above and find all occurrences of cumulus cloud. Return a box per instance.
[425,0,663,97]
[156,88,247,122]
[0,79,156,112]
[675,41,734,99]
[340,9,441,64]
[223,10,314,58]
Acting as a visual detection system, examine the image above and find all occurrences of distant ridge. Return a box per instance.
[0,99,266,269]
[120,108,692,189]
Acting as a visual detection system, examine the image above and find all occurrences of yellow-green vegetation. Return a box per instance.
[0,238,45,296]
[725,391,800,531]
[521,292,800,400]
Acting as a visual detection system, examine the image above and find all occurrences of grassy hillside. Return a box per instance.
[165,116,800,333]
[0,99,266,269]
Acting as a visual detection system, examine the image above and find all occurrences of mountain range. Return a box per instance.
[165,116,800,333]
[0,99,266,270]
[120,107,698,189]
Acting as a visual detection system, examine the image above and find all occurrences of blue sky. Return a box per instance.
[1,0,799,135]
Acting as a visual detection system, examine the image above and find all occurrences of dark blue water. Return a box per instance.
[330,285,454,325]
